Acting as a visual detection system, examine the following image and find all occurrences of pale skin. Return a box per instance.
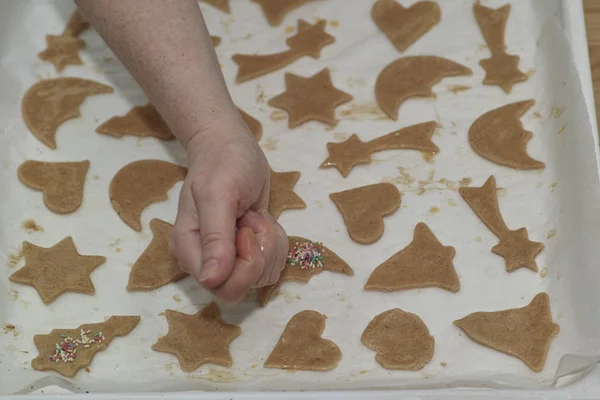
[75,0,288,302]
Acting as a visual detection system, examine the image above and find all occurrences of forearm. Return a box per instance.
[75,0,239,149]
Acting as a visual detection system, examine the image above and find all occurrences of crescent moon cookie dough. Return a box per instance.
[96,103,174,140]
[365,222,460,293]
[38,10,90,72]
[264,310,341,371]
[200,0,230,13]
[31,316,140,378]
[372,0,441,53]
[17,160,89,214]
[269,169,306,220]
[152,302,241,372]
[330,182,401,244]
[320,121,439,178]
[252,0,320,26]
[454,293,560,372]
[258,237,354,306]
[375,56,472,120]
[127,219,188,291]
[362,308,435,370]
[232,20,334,83]
[21,78,114,149]
[469,100,545,170]
[473,3,527,93]
[459,176,544,272]
[109,160,188,232]
[9,237,106,304]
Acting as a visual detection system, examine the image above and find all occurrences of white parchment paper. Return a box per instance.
[1,0,600,395]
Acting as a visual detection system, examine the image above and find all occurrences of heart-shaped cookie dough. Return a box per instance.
[17,160,90,214]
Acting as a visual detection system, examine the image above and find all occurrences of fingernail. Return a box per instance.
[259,209,276,223]
[198,258,219,283]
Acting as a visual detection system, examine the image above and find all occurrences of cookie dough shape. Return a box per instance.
[269,169,306,220]
[96,103,174,140]
[211,36,222,47]
[200,0,230,13]
[110,160,188,232]
[127,219,188,291]
[469,100,545,170]
[454,293,559,372]
[31,316,140,377]
[252,0,320,26]
[238,108,263,141]
[22,78,114,149]
[372,0,441,53]
[232,20,334,83]
[152,302,241,372]
[459,176,544,272]
[365,222,460,292]
[269,68,353,128]
[474,3,527,93]
[9,237,106,304]
[17,160,89,214]
[320,121,439,177]
[265,310,341,371]
[362,308,434,370]
[375,56,472,120]
[38,10,90,72]
[258,237,354,305]
[330,183,400,244]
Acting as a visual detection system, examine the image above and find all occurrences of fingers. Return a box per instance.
[170,183,202,276]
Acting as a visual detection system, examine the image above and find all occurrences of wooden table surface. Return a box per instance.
[585,0,600,127]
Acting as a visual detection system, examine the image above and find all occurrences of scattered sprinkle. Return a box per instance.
[49,328,105,363]
[287,241,325,270]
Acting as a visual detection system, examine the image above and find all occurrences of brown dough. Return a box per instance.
[152,302,241,371]
[459,176,544,272]
[200,0,230,13]
[474,3,527,93]
[264,310,341,371]
[21,78,114,149]
[269,169,306,220]
[211,36,221,47]
[9,237,106,304]
[469,100,545,170]
[96,103,174,140]
[63,9,90,36]
[38,10,90,72]
[375,56,472,120]
[320,121,439,178]
[268,68,353,128]
[31,316,140,378]
[17,160,89,214]
[127,219,188,291]
[110,160,188,232]
[372,0,441,53]
[232,20,334,83]
[454,293,559,372]
[365,222,460,292]
[238,108,263,141]
[330,182,400,244]
[362,308,434,370]
[258,236,354,306]
[252,0,320,26]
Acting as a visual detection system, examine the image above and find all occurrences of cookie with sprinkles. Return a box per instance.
[31,316,140,377]
[258,236,354,305]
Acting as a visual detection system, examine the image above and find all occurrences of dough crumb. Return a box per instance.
[547,229,556,240]
[441,362,447,367]
[22,219,44,233]
[429,207,440,215]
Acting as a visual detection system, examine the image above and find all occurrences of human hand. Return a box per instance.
[170,118,288,302]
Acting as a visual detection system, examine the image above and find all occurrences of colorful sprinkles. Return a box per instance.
[287,240,326,269]
[49,328,105,363]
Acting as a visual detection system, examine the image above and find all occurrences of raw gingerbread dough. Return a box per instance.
[454,293,559,372]
[365,222,460,293]
[110,160,188,232]
[320,121,439,177]
[9,237,106,304]
[96,103,174,140]
[474,3,527,93]
[459,176,544,272]
[211,36,222,47]
[31,316,140,378]
[152,302,241,371]
[38,10,90,72]
[21,78,114,149]
[232,20,334,83]
[362,308,434,370]
[17,160,89,214]
[200,0,230,13]
[268,68,353,128]
[269,169,306,220]
[330,182,401,244]
[258,236,354,306]
[372,0,441,53]
[264,310,341,371]
[375,56,472,120]
[127,219,188,291]
[469,100,545,170]
[252,0,320,26]
[238,108,263,141]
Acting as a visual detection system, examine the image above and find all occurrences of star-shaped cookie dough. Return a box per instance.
[269,169,306,220]
[491,227,544,273]
[268,68,353,128]
[200,0,230,13]
[38,34,85,72]
[152,302,241,372]
[9,237,106,304]
[480,54,527,94]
